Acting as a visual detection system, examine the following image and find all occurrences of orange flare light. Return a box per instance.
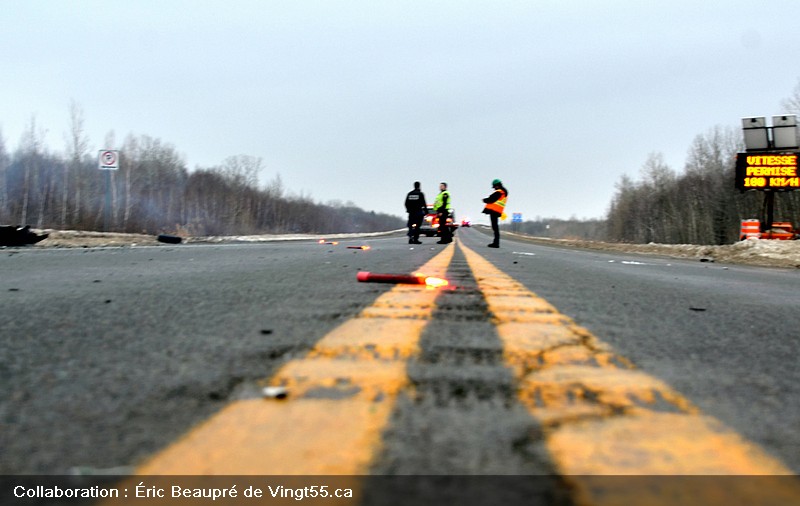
[356,271,448,287]
[413,271,449,288]
[424,276,449,288]
[347,245,371,250]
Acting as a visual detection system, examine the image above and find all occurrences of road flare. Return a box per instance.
[356,271,448,287]
[134,243,456,475]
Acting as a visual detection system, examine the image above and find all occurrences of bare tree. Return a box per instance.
[120,134,187,233]
[121,134,138,229]
[65,100,90,228]
[218,155,261,232]
[683,126,742,243]
[637,152,677,242]
[264,173,285,230]
[17,117,46,225]
[780,79,800,114]
[607,174,634,241]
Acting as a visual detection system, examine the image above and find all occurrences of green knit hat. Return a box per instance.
[492,179,502,186]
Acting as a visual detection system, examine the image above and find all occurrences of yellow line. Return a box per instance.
[135,244,455,475]
[459,241,799,504]
[108,238,799,504]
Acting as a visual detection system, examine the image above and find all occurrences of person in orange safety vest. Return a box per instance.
[482,179,508,248]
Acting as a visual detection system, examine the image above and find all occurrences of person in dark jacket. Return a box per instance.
[404,181,427,244]
[482,179,508,248]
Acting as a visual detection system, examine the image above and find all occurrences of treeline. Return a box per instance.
[509,83,800,245]
[605,128,800,245]
[0,111,402,236]
[606,82,800,245]
[507,124,799,245]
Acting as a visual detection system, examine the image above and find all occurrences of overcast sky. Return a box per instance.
[2,1,799,223]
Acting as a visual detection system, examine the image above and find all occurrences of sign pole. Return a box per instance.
[763,191,775,232]
[104,170,112,232]
[98,150,120,232]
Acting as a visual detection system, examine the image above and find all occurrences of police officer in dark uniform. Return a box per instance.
[404,181,427,244]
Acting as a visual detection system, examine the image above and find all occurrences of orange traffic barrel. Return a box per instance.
[740,219,760,240]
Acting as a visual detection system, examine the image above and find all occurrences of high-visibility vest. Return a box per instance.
[483,189,507,214]
[433,190,452,212]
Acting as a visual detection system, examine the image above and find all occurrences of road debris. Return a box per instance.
[156,234,183,244]
[262,386,288,399]
[356,271,448,287]
[0,225,48,246]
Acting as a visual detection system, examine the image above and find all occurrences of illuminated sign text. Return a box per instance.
[735,152,799,190]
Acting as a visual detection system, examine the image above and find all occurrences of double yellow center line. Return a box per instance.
[133,239,797,503]
[137,243,454,475]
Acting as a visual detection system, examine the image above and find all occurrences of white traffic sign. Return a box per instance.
[98,150,119,170]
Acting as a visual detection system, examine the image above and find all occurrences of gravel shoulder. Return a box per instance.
[502,231,800,269]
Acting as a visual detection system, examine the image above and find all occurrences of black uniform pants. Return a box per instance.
[489,213,500,245]
[408,212,423,240]
[438,212,452,243]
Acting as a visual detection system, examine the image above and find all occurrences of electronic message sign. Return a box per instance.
[735,152,799,191]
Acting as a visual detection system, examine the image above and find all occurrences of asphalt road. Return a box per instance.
[1,228,799,486]
[474,229,800,475]
[2,234,434,474]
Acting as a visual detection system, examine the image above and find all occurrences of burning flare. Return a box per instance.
[356,271,449,287]
[423,276,449,288]
[414,272,448,288]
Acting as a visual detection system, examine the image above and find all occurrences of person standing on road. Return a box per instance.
[404,181,427,244]
[433,182,453,244]
[482,178,508,248]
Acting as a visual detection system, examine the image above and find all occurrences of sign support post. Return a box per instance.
[104,170,112,232]
[764,190,775,232]
[98,150,120,232]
